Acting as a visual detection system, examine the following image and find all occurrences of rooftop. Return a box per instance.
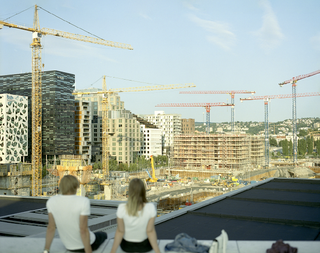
[1,177,320,252]
[155,178,320,241]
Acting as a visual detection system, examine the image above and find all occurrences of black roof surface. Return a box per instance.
[155,178,320,241]
[0,197,47,217]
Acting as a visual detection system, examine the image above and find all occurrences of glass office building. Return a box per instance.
[0,70,75,161]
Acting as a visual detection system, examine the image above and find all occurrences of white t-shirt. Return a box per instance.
[117,202,156,242]
[46,195,95,250]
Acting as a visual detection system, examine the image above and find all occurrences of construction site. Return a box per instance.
[0,5,320,217]
[172,134,264,169]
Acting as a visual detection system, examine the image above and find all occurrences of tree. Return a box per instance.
[288,140,293,157]
[119,163,128,171]
[93,162,102,171]
[316,140,320,156]
[109,158,118,171]
[128,163,138,171]
[306,136,314,155]
[298,129,308,137]
[42,165,47,178]
[298,139,307,156]
[279,140,288,156]
[269,137,277,147]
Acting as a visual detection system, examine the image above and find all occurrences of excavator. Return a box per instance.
[146,155,158,183]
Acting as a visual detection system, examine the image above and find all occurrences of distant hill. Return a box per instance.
[194,117,320,135]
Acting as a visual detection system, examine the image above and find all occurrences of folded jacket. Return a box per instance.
[165,233,210,253]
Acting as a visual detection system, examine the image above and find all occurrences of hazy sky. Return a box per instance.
[1,0,319,123]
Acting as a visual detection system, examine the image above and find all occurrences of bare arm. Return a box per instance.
[110,218,125,253]
[44,213,56,251]
[80,215,92,253]
[146,217,161,253]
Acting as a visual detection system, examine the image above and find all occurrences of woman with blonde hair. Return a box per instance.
[110,178,161,253]
[43,175,107,253]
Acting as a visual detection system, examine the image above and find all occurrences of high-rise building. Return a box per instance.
[0,94,28,163]
[74,89,143,164]
[0,71,76,161]
[108,109,142,164]
[181,118,195,134]
[138,111,181,155]
[75,100,92,164]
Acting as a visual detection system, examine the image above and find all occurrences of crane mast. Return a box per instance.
[240,92,320,167]
[279,70,320,165]
[102,76,109,183]
[30,5,42,196]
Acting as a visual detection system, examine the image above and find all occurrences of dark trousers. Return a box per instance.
[120,238,153,252]
[68,232,108,252]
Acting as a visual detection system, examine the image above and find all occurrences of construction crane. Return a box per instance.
[179,90,255,132]
[279,70,320,165]
[0,5,133,196]
[155,102,234,134]
[146,155,158,183]
[73,80,196,189]
[240,92,320,167]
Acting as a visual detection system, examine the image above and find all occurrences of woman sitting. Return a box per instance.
[110,178,161,253]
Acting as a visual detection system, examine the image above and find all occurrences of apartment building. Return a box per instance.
[75,100,92,164]
[181,118,195,134]
[138,111,181,155]
[133,115,162,159]
[173,134,264,169]
[0,71,76,161]
[0,94,28,163]
[74,89,142,164]
[108,110,142,164]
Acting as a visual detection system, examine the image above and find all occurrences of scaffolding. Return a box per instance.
[173,134,264,170]
[0,163,32,196]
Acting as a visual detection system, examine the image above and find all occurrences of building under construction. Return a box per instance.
[172,134,264,169]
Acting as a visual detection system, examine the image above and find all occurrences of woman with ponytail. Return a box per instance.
[110,178,161,253]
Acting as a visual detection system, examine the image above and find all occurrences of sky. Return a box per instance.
[1,0,319,124]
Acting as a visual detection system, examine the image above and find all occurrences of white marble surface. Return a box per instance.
[1,237,320,253]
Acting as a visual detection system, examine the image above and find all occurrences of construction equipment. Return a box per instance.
[155,102,234,134]
[1,6,133,196]
[179,90,255,132]
[240,92,320,167]
[279,70,320,165]
[146,155,158,183]
[73,81,196,184]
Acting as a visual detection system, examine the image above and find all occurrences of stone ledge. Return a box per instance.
[1,237,320,253]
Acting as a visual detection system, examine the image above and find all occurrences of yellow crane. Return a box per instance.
[0,5,133,196]
[73,79,195,188]
[146,155,158,183]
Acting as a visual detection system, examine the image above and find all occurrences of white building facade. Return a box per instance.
[139,111,181,155]
[0,94,28,163]
[139,125,162,159]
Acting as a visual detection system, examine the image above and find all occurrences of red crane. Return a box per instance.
[179,90,255,132]
[240,92,320,167]
[279,70,320,165]
[156,102,234,134]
